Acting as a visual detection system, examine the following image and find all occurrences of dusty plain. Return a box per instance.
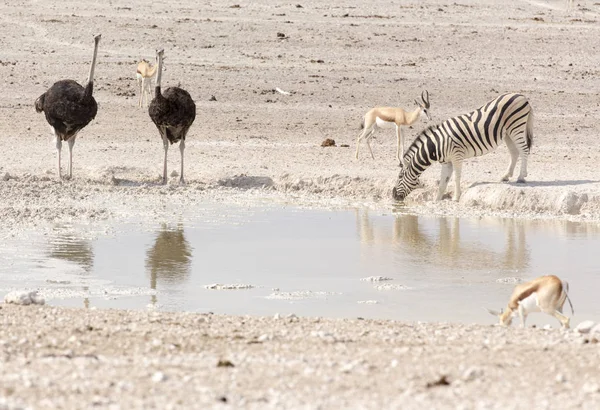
[1,0,600,408]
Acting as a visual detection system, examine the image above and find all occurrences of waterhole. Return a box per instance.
[1,202,599,326]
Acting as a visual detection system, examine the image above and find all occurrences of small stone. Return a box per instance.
[170,170,179,177]
[556,373,567,383]
[2,172,10,181]
[217,359,235,368]
[582,382,600,394]
[321,138,335,147]
[462,367,483,382]
[273,313,281,320]
[575,320,595,334]
[591,324,600,334]
[151,371,167,383]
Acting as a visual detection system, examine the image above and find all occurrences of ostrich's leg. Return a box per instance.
[54,130,62,179]
[162,133,169,184]
[179,139,186,184]
[67,136,76,179]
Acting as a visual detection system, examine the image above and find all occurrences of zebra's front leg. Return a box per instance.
[452,161,463,201]
[436,163,453,201]
[501,137,520,182]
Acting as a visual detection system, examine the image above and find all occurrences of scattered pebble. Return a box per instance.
[357,300,379,304]
[151,371,167,383]
[360,276,393,282]
[4,290,45,306]
[575,321,595,334]
[496,277,523,284]
[374,284,411,291]
[204,284,254,290]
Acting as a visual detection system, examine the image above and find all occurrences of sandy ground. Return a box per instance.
[0,0,599,227]
[1,304,600,409]
[1,0,600,408]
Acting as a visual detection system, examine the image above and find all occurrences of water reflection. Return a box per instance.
[355,210,529,272]
[47,227,94,308]
[145,223,193,304]
[47,231,94,273]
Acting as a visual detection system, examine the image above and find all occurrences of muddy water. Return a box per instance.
[1,203,599,326]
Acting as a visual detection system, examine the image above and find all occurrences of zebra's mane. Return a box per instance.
[403,123,442,162]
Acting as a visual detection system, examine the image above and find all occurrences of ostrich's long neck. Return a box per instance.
[87,38,100,85]
[83,37,100,100]
[155,53,164,98]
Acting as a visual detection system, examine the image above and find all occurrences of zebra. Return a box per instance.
[392,93,534,202]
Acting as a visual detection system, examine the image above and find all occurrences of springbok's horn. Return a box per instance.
[422,90,430,108]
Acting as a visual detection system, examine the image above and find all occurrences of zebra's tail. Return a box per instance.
[525,107,534,150]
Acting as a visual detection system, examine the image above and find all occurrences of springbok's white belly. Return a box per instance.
[375,117,397,129]
[518,292,541,313]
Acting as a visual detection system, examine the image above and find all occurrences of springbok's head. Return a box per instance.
[484,307,513,326]
[415,90,431,121]
[392,168,419,201]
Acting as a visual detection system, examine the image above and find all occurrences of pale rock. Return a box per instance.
[591,324,600,334]
[152,371,167,383]
[4,290,45,305]
[575,320,595,334]
[462,366,483,382]
[582,382,600,394]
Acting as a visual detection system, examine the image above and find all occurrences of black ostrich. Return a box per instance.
[148,48,196,184]
[34,34,101,179]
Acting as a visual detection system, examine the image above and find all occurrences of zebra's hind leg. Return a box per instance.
[501,137,520,182]
[517,153,529,183]
[452,161,463,201]
[436,163,453,201]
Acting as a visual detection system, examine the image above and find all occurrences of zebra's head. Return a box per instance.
[415,90,431,121]
[392,168,419,201]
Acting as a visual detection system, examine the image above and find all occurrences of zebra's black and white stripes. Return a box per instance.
[392,93,534,201]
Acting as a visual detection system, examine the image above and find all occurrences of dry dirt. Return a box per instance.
[1,0,600,408]
[1,305,600,410]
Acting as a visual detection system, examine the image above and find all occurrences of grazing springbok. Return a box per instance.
[355,90,431,167]
[136,58,158,108]
[486,275,574,329]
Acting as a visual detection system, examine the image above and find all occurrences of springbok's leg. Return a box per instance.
[67,136,76,179]
[452,160,463,201]
[518,304,527,328]
[437,163,453,201]
[161,132,169,184]
[551,310,570,329]
[179,139,186,184]
[138,77,143,107]
[355,125,372,160]
[365,129,376,160]
[54,130,62,179]
[501,137,520,182]
[395,125,404,166]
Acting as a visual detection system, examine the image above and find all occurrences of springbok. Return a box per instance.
[355,90,431,167]
[486,275,574,329]
[136,58,158,108]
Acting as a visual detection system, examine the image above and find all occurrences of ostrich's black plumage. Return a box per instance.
[148,48,196,184]
[148,86,196,145]
[35,80,98,140]
[35,34,101,179]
